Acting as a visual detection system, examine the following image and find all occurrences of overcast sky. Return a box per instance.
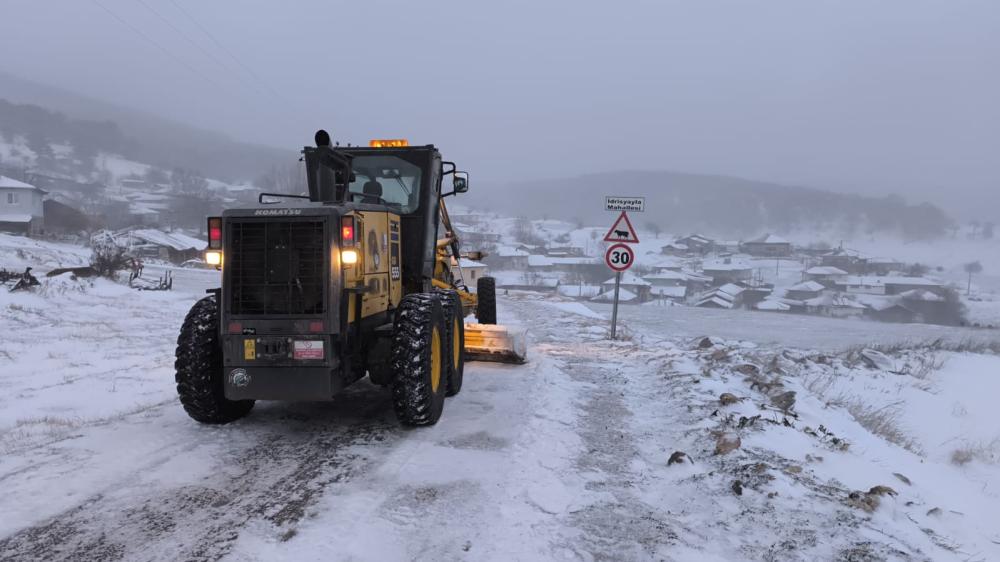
[1,0,997,216]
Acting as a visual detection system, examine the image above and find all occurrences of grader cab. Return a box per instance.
[174,131,525,426]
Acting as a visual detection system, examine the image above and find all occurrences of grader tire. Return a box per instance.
[476,276,497,325]
[434,289,466,397]
[391,293,448,426]
[175,295,254,424]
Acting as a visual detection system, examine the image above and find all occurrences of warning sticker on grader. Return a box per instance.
[293,340,324,360]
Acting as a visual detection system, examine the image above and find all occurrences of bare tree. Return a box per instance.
[964,261,983,295]
[646,221,662,239]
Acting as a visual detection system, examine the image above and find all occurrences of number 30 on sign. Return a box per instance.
[605,243,635,272]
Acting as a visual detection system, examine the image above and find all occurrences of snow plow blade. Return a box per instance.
[463,323,527,364]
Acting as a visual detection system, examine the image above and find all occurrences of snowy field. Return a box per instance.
[2,236,1000,561]
[588,300,997,351]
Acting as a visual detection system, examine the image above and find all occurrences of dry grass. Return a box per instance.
[949,438,1000,466]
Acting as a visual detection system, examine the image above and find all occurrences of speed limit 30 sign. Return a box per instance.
[605,243,635,272]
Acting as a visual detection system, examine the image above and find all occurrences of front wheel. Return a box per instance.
[434,289,465,397]
[175,295,254,424]
[476,276,497,325]
[391,293,448,426]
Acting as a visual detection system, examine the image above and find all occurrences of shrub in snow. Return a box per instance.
[90,239,130,279]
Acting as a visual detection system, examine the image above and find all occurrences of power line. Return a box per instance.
[88,0,225,92]
[133,0,265,97]
[165,0,289,104]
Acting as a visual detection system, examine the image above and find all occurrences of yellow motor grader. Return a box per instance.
[174,131,525,426]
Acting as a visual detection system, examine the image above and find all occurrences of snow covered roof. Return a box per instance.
[788,280,826,293]
[527,254,552,267]
[0,214,33,223]
[899,289,945,302]
[804,293,866,309]
[717,283,745,297]
[695,296,735,309]
[702,259,751,272]
[495,245,529,257]
[757,299,791,311]
[805,266,848,276]
[127,229,205,251]
[592,288,637,302]
[0,175,41,191]
[746,233,789,245]
[455,258,487,268]
[557,284,602,298]
[843,276,942,287]
[643,270,687,281]
[652,286,686,298]
[602,272,651,286]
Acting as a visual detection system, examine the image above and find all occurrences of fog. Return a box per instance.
[1,0,997,218]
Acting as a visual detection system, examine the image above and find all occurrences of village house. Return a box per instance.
[741,233,792,257]
[484,245,529,270]
[804,293,867,318]
[785,280,826,301]
[676,234,715,255]
[837,276,943,296]
[803,266,849,287]
[592,287,638,304]
[0,175,46,235]
[601,272,652,302]
[695,283,745,309]
[819,247,865,273]
[702,257,752,286]
[643,270,689,301]
[659,241,689,256]
[451,257,488,286]
[122,229,206,263]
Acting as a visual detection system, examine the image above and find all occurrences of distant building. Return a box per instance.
[643,270,689,301]
[601,272,652,302]
[702,257,752,285]
[837,276,943,296]
[0,175,45,235]
[785,280,826,301]
[675,234,715,255]
[742,233,792,257]
[803,266,849,287]
[122,229,205,263]
[694,283,745,309]
[819,248,865,273]
[484,245,529,270]
[452,258,488,286]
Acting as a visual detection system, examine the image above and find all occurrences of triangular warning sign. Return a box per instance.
[603,211,640,243]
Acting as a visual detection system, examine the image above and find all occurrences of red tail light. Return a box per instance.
[308,321,324,332]
[208,217,223,249]
[341,216,355,246]
[227,322,242,334]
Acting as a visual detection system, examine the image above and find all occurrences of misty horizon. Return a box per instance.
[1,0,997,219]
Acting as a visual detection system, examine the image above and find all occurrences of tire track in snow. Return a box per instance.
[0,385,398,562]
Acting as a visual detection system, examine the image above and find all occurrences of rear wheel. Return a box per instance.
[175,295,254,424]
[434,289,465,397]
[476,276,497,325]
[391,293,448,426]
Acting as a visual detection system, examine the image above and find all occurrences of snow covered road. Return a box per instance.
[3,273,1000,561]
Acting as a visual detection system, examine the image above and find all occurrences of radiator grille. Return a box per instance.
[228,220,326,315]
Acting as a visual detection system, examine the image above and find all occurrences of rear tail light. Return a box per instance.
[227,321,242,334]
[308,321,324,332]
[341,216,355,246]
[208,217,223,249]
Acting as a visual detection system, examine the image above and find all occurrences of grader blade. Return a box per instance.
[464,323,527,364]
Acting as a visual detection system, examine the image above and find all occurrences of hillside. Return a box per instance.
[474,171,952,240]
[0,72,293,181]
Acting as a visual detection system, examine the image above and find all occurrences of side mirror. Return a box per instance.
[453,172,469,193]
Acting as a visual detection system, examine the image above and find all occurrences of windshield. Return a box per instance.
[346,155,422,213]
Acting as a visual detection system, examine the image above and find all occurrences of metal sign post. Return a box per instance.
[610,271,622,339]
[604,242,634,340]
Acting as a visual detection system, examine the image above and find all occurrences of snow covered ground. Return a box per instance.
[2,236,1000,561]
